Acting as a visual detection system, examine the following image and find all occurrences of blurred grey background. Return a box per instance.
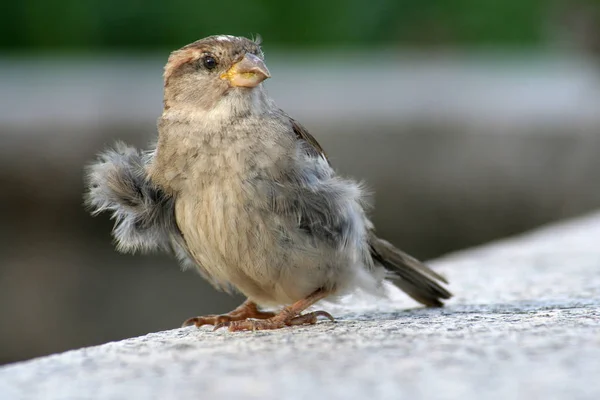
[1,0,600,365]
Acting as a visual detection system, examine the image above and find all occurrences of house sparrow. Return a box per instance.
[85,35,452,332]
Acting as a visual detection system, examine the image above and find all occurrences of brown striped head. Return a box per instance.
[163,35,269,111]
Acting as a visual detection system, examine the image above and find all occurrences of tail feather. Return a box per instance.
[369,234,452,307]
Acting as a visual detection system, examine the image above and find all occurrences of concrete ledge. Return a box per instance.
[1,212,600,399]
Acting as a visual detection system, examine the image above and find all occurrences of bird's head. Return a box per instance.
[163,35,270,112]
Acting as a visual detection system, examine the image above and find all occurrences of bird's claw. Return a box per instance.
[213,310,335,332]
[288,310,335,326]
[213,321,230,331]
[181,315,231,328]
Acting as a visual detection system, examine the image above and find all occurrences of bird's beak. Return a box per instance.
[220,53,271,88]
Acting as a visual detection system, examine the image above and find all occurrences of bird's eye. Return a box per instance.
[202,55,218,70]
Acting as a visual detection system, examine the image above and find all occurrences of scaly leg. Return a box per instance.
[215,289,334,332]
[182,299,276,328]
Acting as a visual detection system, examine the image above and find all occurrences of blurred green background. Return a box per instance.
[1,0,600,366]
[1,0,550,51]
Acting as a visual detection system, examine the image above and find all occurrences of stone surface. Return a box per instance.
[1,212,600,400]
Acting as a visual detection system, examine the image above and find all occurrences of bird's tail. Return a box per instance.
[369,234,452,307]
[84,142,178,254]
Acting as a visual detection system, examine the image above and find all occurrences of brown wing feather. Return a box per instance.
[290,118,330,164]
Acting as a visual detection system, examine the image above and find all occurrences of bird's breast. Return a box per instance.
[175,176,287,299]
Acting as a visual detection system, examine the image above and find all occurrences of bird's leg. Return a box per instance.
[182,299,276,328]
[215,289,334,332]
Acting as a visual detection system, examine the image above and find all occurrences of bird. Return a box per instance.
[85,34,452,332]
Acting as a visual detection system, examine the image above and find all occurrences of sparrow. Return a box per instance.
[85,34,452,332]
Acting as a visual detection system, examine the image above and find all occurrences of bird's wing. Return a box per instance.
[290,118,330,165]
[84,142,181,255]
[287,116,452,307]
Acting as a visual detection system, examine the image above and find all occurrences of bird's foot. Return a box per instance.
[182,300,275,328]
[214,310,334,332]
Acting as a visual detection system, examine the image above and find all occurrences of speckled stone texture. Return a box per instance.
[2,212,600,400]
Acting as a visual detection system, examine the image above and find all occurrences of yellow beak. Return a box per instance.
[220,53,271,88]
